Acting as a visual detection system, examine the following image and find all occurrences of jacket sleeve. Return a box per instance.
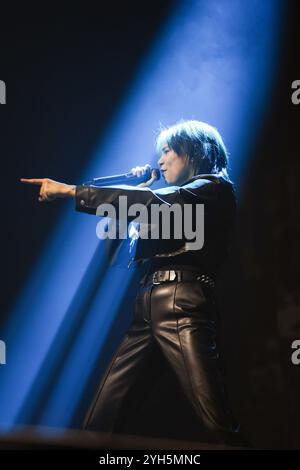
[75,177,220,217]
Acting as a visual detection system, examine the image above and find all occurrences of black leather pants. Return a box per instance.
[83,272,242,445]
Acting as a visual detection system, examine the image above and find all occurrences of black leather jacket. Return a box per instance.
[75,173,236,276]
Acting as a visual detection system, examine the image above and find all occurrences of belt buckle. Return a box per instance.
[152,271,163,284]
[152,270,177,285]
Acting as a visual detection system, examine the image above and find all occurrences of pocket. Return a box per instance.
[174,280,217,320]
[133,285,152,323]
[133,290,142,321]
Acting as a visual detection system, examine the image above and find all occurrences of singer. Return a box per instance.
[20,120,248,446]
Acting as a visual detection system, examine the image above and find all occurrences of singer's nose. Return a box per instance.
[157,155,164,166]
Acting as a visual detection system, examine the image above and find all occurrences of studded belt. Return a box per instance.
[140,269,215,288]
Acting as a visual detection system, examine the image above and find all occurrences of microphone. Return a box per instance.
[82,164,161,187]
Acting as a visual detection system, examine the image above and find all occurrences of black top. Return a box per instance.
[75,173,236,277]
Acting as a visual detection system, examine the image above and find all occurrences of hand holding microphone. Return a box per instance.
[130,164,160,187]
[85,164,160,187]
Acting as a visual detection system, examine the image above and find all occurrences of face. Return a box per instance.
[157,144,194,185]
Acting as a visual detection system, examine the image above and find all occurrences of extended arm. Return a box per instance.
[75,177,220,216]
[19,175,222,215]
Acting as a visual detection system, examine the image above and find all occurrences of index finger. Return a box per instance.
[20,178,45,185]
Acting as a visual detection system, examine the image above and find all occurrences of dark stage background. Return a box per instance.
[0,1,299,449]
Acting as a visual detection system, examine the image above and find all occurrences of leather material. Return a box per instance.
[78,173,245,444]
[83,277,242,444]
[75,174,236,273]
